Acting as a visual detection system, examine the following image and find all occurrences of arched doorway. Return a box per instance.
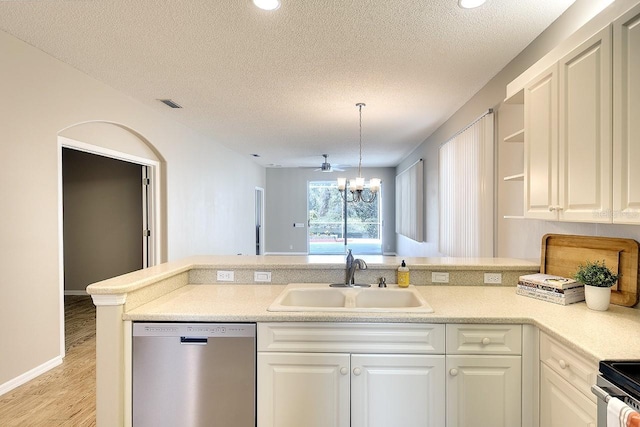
[57,121,164,356]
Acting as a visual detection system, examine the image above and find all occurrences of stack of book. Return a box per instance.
[516,273,585,305]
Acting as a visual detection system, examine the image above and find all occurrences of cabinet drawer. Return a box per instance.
[446,324,522,355]
[258,322,445,354]
[539,332,597,402]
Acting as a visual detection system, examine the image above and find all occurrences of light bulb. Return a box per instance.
[369,178,381,193]
[253,0,280,11]
[458,0,486,9]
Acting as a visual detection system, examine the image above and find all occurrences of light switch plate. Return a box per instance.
[432,272,449,283]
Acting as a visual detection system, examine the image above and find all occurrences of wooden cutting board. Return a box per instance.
[540,234,639,307]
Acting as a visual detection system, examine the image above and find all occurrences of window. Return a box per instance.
[308,181,382,255]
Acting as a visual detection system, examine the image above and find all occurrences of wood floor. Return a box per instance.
[0,296,97,426]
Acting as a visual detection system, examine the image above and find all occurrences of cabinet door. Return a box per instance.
[350,354,445,427]
[257,352,350,427]
[540,363,597,427]
[613,3,640,224]
[558,26,612,222]
[446,355,521,427]
[524,63,559,220]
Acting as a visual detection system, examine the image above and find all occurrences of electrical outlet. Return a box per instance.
[254,272,271,282]
[216,270,235,282]
[484,273,502,284]
[432,272,449,283]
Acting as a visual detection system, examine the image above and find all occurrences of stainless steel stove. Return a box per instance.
[593,361,640,426]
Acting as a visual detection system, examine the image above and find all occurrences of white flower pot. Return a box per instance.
[584,285,611,311]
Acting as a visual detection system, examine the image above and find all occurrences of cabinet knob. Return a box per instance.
[559,359,568,370]
[340,367,348,375]
[548,206,556,212]
[449,368,458,377]
[353,367,362,376]
[482,337,491,345]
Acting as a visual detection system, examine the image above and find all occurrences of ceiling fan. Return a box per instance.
[314,154,344,172]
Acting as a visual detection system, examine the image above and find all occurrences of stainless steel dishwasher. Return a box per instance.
[132,322,256,427]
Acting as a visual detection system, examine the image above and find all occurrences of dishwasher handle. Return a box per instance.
[180,336,208,345]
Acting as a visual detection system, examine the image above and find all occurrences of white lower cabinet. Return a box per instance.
[257,323,525,427]
[257,322,446,427]
[445,324,523,427]
[540,364,596,427]
[350,354,446,427]
[539,332,597,427]
[257,352,350,427]
[446,355,522,427]
[258,351,445,427]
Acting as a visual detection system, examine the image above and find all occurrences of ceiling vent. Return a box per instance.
[158,99,182,109]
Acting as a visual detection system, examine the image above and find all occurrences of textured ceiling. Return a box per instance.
[0,0,575,168]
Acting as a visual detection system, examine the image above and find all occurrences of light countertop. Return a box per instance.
[124,283,640,363]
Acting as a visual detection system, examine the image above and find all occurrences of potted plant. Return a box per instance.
[573,260,619,311]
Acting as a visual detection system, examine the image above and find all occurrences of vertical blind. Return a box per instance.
[395,159,424,242]
[439,112,494,257]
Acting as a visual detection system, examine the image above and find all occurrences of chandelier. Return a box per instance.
[337,103,381,203]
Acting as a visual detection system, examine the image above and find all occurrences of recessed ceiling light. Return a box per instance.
[458,0,486,9]
[253,0,280,11]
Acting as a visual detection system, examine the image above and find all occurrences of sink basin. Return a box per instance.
[268,283,434,313]
[355,288,426,308]
[277,288,346,308]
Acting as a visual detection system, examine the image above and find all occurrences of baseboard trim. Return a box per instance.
[64,290,88,296]
[264,252,309,256]
[0,355,63,397]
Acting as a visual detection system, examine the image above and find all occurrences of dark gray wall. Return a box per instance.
[62,148,143,292]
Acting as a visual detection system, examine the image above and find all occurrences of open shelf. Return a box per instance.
[503,173,524,182]
[504,129,524,143]
[504,88,524,105]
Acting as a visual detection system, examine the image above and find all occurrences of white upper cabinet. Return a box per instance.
[524,26,613,222]
[524,63,559,220]
[613,3,640,224]
[558,26,612,222]
[519,1,640,224]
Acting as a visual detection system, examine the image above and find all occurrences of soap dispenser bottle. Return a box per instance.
[398,260,410,288]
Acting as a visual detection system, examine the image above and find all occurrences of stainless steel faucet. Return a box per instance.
[346,258,368,285]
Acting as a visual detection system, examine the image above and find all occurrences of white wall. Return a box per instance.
[396,0,640,259]
[0,30,265,390]
[265,167,396,254]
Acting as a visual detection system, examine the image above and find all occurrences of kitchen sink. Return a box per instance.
[268,283,434,313]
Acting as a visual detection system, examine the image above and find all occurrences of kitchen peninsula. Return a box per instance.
[87,256,640,427]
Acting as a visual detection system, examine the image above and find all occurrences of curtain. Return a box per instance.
[439,112,494,257]
[395,159,424,242]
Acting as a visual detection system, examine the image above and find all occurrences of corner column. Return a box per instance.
[91,294,126,427]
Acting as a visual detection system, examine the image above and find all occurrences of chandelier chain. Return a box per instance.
[357,102,365,178]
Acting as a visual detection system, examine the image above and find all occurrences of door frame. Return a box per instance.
[57,136,161,357]
[255,187,265,255]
